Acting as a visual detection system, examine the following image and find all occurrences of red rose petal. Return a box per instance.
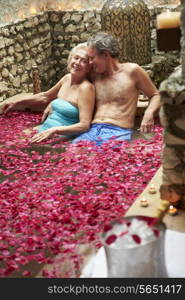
[132,234,141,244]
[105,234,117,245]
[103,224,113,232]
[0,112,163,276]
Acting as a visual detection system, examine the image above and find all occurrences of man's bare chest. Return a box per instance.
[95,75,136,103]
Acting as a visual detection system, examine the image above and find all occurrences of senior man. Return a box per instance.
[73,32,161,146]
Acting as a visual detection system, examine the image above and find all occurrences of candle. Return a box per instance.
[140,198,149,207]
[17,10,26,20]
[148,184,157,194]
[168,205,178,216]
[30,7,37,15]
[157,11,181,29]
[156,200,170,220]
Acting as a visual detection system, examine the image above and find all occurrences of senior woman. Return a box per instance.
[0,43,95,143]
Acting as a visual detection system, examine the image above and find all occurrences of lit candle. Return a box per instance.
[157,11,181,29]
[156,200,170,220]
[148,184,157,194]
[168,205,178,216]
[30,7,37,15]
[18,10,25,20]
[140,197,149,207]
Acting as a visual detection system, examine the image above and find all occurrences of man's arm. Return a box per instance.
[134,65,161,133]
[140,93,161,133]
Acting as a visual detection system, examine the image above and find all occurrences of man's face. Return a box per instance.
[87,46,107,74]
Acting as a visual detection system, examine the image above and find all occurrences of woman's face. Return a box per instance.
[69,49,90,77]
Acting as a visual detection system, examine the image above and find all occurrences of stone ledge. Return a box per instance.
[2,93,149,112]
[125,166,185,233]
[0,93,47,113]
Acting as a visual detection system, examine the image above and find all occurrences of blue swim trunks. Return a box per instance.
[72,123,133,146]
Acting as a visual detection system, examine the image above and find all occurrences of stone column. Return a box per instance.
[181,0,185,76]
[159,0,185,209]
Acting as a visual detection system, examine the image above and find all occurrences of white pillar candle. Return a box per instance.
[157,11,181,29]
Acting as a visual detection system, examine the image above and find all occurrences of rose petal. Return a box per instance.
[132,234,141,244]
[105,234,117,245]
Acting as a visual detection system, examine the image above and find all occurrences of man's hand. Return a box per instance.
[30,128,56,143]
[140,111,155,133]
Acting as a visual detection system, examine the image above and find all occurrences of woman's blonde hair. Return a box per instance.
[67,42,88,71]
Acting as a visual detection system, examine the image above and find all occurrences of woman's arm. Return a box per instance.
[30,82,95,143]
[0,78,64,114]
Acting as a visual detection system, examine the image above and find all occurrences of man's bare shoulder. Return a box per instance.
[120,62,140,73]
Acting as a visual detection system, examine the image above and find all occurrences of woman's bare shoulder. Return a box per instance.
[80,79,95,91]
[60,73,71,83]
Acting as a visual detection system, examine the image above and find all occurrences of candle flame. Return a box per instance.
[30,7,37,15]
[141,197,147,201]
[73,5,81,10]
[58,4,65,10]
[57,0,83,11]
[18,10,25,20]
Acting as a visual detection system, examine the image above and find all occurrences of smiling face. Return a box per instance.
[87,46,107,74]
[68,48,90,77]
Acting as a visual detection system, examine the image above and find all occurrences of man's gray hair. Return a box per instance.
[87,32,119,58]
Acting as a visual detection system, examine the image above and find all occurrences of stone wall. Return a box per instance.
[145,0,180,5]
[0,0,104,25]
[0,12,54,101]
[49,10,101,82]
[0,9,101,102]
[0,0,180,25]
[0,0,48,25]
[181,0,185,75]
[0,4,180,102]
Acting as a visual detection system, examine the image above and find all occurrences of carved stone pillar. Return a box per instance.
[101,0,151,64]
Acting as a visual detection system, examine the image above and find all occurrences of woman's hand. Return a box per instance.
[31,127,56,143]
[41,104,52,123]
[0,101,16,114]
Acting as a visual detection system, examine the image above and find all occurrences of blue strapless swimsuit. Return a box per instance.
[39,98,79,137]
